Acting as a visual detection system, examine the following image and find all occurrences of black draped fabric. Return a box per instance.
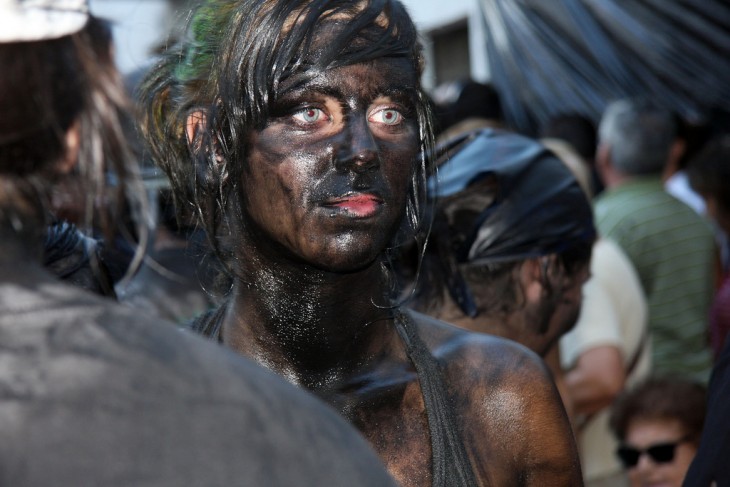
[478,0,730,134]
[683,337,730,487]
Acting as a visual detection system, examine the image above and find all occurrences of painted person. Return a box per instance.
[139,1,583,485]
[0,1,398,485]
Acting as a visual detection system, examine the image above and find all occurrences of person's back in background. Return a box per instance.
[687,134,730,359]
[594,98,717,384]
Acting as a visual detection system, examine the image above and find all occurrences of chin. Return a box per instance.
[310,231,391,271]
[311,248,383,274]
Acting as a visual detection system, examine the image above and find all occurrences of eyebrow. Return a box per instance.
[278,82,417,104]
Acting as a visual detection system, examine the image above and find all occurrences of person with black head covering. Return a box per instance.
[407,128,596,358]
[0,1,399,485]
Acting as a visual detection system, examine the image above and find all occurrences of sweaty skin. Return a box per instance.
[220,58,582,486]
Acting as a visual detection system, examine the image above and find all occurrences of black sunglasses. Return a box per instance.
[616,436,692,468]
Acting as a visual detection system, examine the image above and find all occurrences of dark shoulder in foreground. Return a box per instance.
[0,278,395,487]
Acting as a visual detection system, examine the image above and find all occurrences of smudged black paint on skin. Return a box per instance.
[238,58,418,274]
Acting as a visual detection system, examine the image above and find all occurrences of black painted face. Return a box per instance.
[241,58,419,272]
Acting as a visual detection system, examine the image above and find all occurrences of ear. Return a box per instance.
[56,120,81,175]
[520,258,545,305]
[186,110,227,167]
[662,138,687,181]
[186,110,207,152]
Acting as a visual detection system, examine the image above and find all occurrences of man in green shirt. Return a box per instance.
[594,98,717,383]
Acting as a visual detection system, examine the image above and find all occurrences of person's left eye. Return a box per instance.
[371,108,403,126]
[293,107,326,124]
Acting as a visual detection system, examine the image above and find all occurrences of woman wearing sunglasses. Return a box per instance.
[609,378,707,487]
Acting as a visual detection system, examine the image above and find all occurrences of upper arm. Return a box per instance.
[565,345,625,416]
[511,354,584,486]
[447,337,583,486]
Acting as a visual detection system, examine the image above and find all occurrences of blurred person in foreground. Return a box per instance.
[0,1,397,485]
[138,0,584,484]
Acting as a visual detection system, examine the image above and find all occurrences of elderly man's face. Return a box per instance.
[240,57,419,272]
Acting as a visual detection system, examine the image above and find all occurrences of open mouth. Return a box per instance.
[324,193,383,218]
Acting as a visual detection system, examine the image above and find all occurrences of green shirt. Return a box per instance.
[595,177,715,383]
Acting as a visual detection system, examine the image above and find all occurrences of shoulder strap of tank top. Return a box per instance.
[394,309,479,487]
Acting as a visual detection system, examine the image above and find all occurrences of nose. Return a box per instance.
[633,450,657,476]
[335,115,379,173]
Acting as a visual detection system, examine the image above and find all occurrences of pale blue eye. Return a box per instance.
[294,107,322,123]
[378,109,401,125]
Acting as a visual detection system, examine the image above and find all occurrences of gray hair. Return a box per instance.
[597,98,677,175]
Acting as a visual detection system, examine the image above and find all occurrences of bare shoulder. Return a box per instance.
[408,310,583,486]
[409,310,551,384]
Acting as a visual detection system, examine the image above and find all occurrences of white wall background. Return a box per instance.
[89,0,173,75]
[91,0,488,83]
[400,0,489,87]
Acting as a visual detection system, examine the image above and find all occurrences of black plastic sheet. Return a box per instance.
[478,0,730,134]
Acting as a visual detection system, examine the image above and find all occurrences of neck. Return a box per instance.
[600,166,632,189]
[222,247,399,389]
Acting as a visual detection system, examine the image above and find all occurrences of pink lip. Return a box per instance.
[326,194,382,217]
